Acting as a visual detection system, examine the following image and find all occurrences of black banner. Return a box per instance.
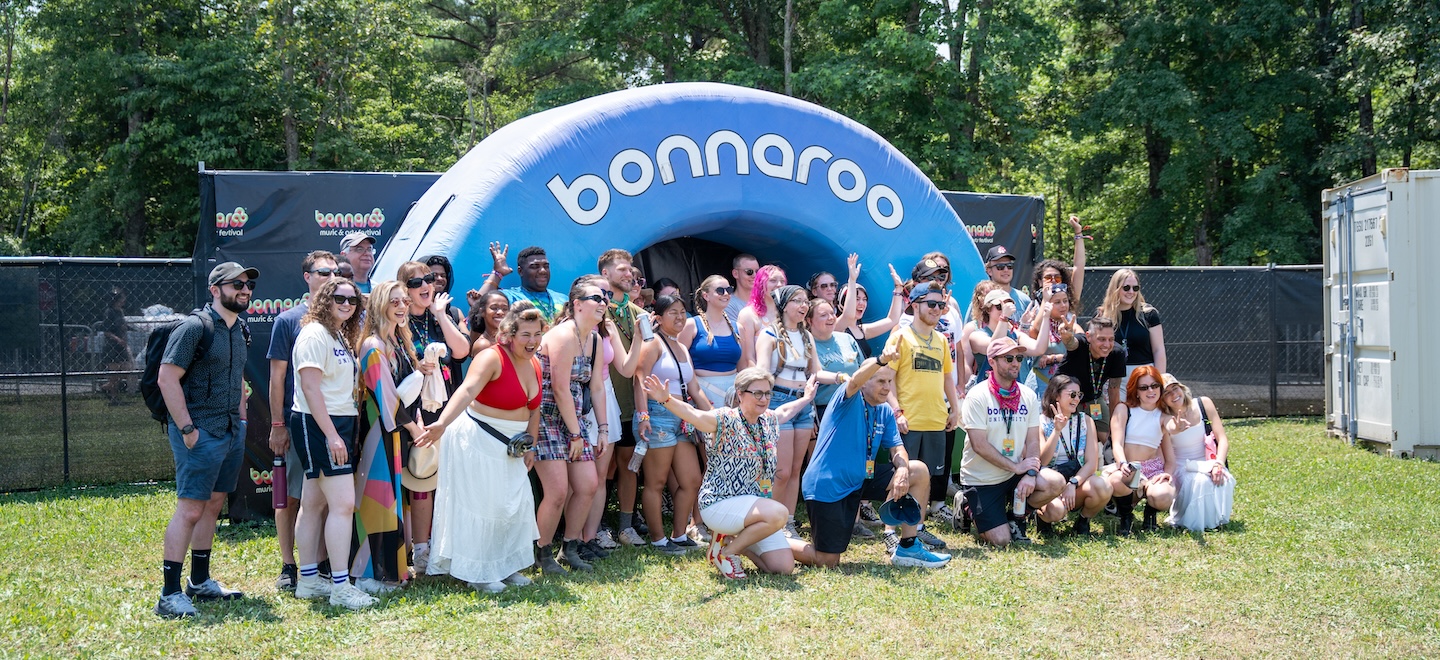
[942,191,1046,291]
[195,168,441,521]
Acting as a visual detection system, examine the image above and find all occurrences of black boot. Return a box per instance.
[1114,495,1135,536]
[1142,505,1161,532]
[1008,514,1033,545]
[957,492,972,534]
[1035,517,1055,537]
[535,543,566,574]
[1073,515,1092,536]
[561,539,594,572]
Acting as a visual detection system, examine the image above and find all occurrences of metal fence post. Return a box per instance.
[54,262,72,482]
[1268,263,1279,417]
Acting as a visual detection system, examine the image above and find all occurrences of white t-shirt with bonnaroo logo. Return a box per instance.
[291,322,359,417]
[960,381,1042,486]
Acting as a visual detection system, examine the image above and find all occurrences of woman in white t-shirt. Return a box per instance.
[289,279,382,610]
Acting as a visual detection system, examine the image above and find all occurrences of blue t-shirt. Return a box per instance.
[814,332,861,405]
[802,386,901,503]
[265,302,308,420]
[502,287,566,324]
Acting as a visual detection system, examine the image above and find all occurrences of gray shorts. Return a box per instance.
[168,421,246,501]
[902,430,947,476]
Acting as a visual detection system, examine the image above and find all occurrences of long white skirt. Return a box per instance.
[1169,459,1235,531]
[428,411,539,583]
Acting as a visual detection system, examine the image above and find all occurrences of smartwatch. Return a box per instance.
[1068,476,1080,486]
[1025,469,1038,477]
[179,424,196,436]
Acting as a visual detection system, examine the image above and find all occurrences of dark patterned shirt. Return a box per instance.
[161,305,247,436]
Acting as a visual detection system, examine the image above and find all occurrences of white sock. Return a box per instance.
[299,563,319,577]
[331,570,349,585]
[651,539,669,547]
[670,534,688,543]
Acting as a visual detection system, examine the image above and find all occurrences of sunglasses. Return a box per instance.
[387,297,408,307]
[816,282,838,289]
[599,289,615,301]
[742,269,756,277]
[991,262,1015,271]
[405,273,437,289]
[219,279,256,291]
[635,277,647,289]
[994,354,1023,364]
[331,294,361,306]
[1063,390,1083,398]
[920,300,949,310]
[1137,383,1162,391]
[742,389,774,399]
[1042,273,1063,283]
[713,286,736,296]
[575,294,607,304]
[921,270,950,282]
[1122,284,1141,292]
[309,268,338,277]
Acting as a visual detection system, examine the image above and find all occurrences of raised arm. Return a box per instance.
[837,253,861,329]
[861,264,908,338]
[772,376,818,423]
[1069,215,1087,302]
[606,318,644,379]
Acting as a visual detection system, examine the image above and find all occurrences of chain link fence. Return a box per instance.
[0,258,1323,492]
[0,258,195,491]
[1073,265,1324,418]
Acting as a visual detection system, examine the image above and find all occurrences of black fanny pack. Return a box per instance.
[468,412,535,458]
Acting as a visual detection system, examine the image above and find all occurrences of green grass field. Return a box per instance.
[3,418,1437,658]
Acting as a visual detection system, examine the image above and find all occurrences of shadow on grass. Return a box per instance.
[0,481,171,504]
[215,519,276,545]
[192,596,283,625]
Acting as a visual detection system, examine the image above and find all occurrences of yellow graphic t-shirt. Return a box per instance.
[884,326,953,432]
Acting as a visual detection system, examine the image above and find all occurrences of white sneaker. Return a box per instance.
[470,581,506,594]
[355,578,399,595]
[329,581,379,609]
[688,523,713,543]
[595,528,620,550]
[294,574,332,599]
[618,527,646,546]
[412,543,430,573]
[502,572,532,587]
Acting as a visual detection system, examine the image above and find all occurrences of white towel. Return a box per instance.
[421,342,450,412]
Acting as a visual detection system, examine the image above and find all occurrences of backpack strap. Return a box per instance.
[1199,398,1213,437]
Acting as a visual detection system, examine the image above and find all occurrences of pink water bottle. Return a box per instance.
[271,455,288,509]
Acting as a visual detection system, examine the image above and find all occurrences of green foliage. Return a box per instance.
[0,0,1433,261]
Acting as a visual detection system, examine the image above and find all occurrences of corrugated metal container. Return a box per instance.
[1324,168,1440,458]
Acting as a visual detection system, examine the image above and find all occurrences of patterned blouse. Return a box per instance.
[698,407,780,509]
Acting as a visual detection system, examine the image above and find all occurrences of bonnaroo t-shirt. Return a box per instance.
[960,381,1041,486]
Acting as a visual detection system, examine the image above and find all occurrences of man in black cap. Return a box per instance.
[154,262,257,618]
[339,232,376,293]
[984,245,1031,322]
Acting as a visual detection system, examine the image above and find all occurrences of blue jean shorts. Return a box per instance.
[769,385,815,431]
[638,399,695,449]
[168,420,246,501]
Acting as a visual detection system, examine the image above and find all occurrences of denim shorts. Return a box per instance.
[168,420,246,501]
[768,385,815,431]
[638,398,695,449]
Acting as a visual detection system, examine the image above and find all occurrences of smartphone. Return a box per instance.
[637,312,655,341]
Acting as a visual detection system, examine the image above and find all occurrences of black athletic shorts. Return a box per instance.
[614,416,638,448]
[291,412,358,479]
[805,462,895,555]
[961,474,1023,535]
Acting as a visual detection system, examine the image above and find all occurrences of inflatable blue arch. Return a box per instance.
[374,82,982,316]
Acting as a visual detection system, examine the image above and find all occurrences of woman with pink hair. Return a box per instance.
[736,265,787,367]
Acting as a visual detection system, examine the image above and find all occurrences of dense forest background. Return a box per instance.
[0,0,1433,263]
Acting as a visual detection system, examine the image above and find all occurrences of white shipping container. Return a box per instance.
[1324,168,1440,458]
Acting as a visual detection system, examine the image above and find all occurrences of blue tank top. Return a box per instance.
[690,316,742,371]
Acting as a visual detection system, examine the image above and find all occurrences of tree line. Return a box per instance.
[0,0,1432,263]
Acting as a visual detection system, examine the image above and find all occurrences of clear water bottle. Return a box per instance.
[627,439,648,473]
[271,455,288,510]
[1012,485,1025,517]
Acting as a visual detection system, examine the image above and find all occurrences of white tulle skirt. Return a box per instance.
[428,411,539,583]
[1169,459,1235,531]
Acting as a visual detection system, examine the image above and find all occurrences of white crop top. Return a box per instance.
[1124,405,1164,449]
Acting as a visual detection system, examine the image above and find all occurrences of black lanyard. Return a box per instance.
[1089,356,1107,400]
[1060,414,1081,462]
[863,403,876,459]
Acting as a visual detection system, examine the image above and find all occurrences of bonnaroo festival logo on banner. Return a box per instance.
[314,208,386,238]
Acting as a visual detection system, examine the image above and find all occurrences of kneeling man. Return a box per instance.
[960,337,1063,547]
[802,346,951,569]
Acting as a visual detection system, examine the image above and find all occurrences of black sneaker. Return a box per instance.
[1073,516,1093,535]
[634,512,650,537]
[578,539,609,561]
[316,559,332,582]
[650,539,688,556]
[275,564,298,592]
[1008,520,1033,545]
[669,536,700,551]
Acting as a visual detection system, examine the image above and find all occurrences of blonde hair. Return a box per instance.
[1098,268,1153,326]
[1161,381,1194,416]
[694,275,737,346]
[363,280,419,370]
[732,367,775,401]
[968,280,1002,326]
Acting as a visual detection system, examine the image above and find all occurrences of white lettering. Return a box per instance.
[609,149,655,197]
[827,158,866,203]
[752,134,795,180]
[547,173,611,225]
[656,135,704,184]
[867,185,903,229]
[704,130,750,176]
[795,146,832,184]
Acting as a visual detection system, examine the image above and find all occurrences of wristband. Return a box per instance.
[636,412,651,422]
[271,422,286,428]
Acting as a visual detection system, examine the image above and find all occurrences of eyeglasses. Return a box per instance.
[1137,383,1162,391]
[331,294,361,306]
[575,294,607,304]
[347,246,375,255]
[309,268,337,277]
[742,389,774,399]
[712,286,735,296]
[218,279,256,291]
[994,354,1022,364]
[817,282,838,289]
[1063,390,1083,399]
[405,273,437,289]
[920,300,949,310]
[1122,284,1141,292]
[991,263,1015,271]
